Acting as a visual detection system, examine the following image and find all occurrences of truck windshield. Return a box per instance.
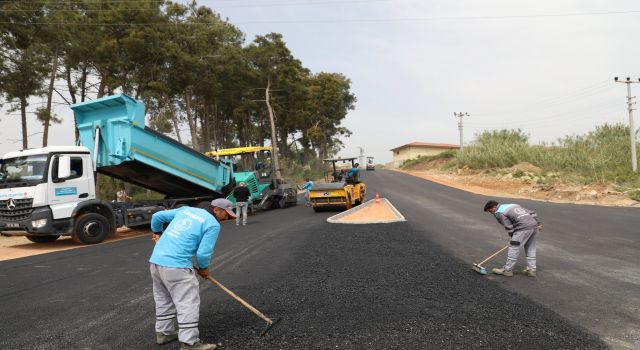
[0,155,49,187]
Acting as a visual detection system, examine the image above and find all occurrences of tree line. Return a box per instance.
[0,0,356,164]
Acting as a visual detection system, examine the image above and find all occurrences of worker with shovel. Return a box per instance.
[483,200,542,277]
[149,199,236,350]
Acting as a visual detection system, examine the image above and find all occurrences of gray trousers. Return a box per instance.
[504,227,537,271]
[150,264,200,345]
[236,202,248,225]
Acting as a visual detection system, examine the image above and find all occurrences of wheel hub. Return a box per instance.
[83,221,102,237]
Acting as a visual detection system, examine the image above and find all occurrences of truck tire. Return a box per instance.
[72,213,110,244]
[26,235,60,243]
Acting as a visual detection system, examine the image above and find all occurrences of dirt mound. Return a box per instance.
[508,162,543,174]
[404,157,451,171]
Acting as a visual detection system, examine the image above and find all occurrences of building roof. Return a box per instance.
[390,142,460,152]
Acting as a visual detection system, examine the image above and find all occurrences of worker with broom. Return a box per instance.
[483,200,542,277]
[149,199,236,350]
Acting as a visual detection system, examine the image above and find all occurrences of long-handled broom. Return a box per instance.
[205,276,281,336]
[472,245,509,275]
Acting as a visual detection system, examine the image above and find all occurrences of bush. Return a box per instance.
[455,124,640,184]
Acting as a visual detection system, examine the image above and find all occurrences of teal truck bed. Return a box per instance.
[73,94,232,198]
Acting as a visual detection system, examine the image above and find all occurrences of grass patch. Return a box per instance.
[400,150,457,170]
[400,124,640,201]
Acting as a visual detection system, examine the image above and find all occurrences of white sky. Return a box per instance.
[2,0,640,164]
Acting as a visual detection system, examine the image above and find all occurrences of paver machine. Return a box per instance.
[309,157,366,212]
[206,146,297,211]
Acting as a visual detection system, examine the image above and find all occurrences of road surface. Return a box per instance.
[1,169,635,349]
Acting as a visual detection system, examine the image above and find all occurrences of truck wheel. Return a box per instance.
[72,213,110,244]
[26,235,60,243]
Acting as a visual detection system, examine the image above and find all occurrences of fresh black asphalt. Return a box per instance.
[1,170,630,349]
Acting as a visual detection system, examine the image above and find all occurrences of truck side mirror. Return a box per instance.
[57,155,71,180]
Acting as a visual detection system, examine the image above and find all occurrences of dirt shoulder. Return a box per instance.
[397,163,640,207]
[0,228,150,262]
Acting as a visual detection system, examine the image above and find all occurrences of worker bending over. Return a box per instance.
[483,200,542,277]
[149,199,236,350]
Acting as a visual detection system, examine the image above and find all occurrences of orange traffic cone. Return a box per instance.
[375,192,381,203]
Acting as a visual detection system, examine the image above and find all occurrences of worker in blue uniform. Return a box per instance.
[149,199,236,350]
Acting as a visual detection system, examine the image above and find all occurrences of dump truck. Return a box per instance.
[206,146,297,211]
[309,157,366,212]
[0,94,233,244]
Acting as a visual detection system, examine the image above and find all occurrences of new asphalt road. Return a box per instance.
[0,170,636,349]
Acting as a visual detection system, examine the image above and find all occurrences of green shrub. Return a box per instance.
[455,124,640,184]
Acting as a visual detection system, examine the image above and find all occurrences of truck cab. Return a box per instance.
[0,146,104,243]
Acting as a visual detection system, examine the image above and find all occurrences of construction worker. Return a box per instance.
[233,181,251,226]
[149,199,237,350]
[303,177,313,206]
[116,183,132,202]
[347,163,360,182]
[483,200,542,277]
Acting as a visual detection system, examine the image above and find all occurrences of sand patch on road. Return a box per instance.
[0,228,150,261]
[328,198,406,224]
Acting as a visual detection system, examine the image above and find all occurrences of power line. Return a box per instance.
[0,0,390,11]
[474,80,614,117]
[3,9,640,26]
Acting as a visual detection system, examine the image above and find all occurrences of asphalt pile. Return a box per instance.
[201,222,607,349]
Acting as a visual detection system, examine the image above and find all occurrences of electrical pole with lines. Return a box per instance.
[454,112,469,151]
[615,77,639,172]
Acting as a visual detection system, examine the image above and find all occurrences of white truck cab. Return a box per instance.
[0,146,107,243]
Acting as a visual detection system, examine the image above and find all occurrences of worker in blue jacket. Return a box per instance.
[347,163,360,182]
[149,199,236,350]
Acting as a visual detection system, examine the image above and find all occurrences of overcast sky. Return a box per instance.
[2,0,640,163]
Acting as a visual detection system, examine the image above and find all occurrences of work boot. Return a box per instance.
[491,268,513,277]
[155,332,178,345]
[180,341,217,350]
[523,268,537,277]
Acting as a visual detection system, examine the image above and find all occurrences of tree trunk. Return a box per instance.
[184,89,199,150]
[203,102,211,151]
[166,96,182,143]
[20,95,28,149]
[66,66,80,142]
[97,69,109,98]
[279,126,289,159]
[43,47,59,147]
[265,78,282,181]
[66,65,77,104]
[80,64,87,102]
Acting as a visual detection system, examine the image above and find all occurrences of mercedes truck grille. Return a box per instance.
[0,198,34,222]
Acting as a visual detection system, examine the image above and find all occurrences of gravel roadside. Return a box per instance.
[200,221,607,349]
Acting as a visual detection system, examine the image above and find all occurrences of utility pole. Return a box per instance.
[615,77,639,172]
[358,147,365,166]
[454,112,469,150]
